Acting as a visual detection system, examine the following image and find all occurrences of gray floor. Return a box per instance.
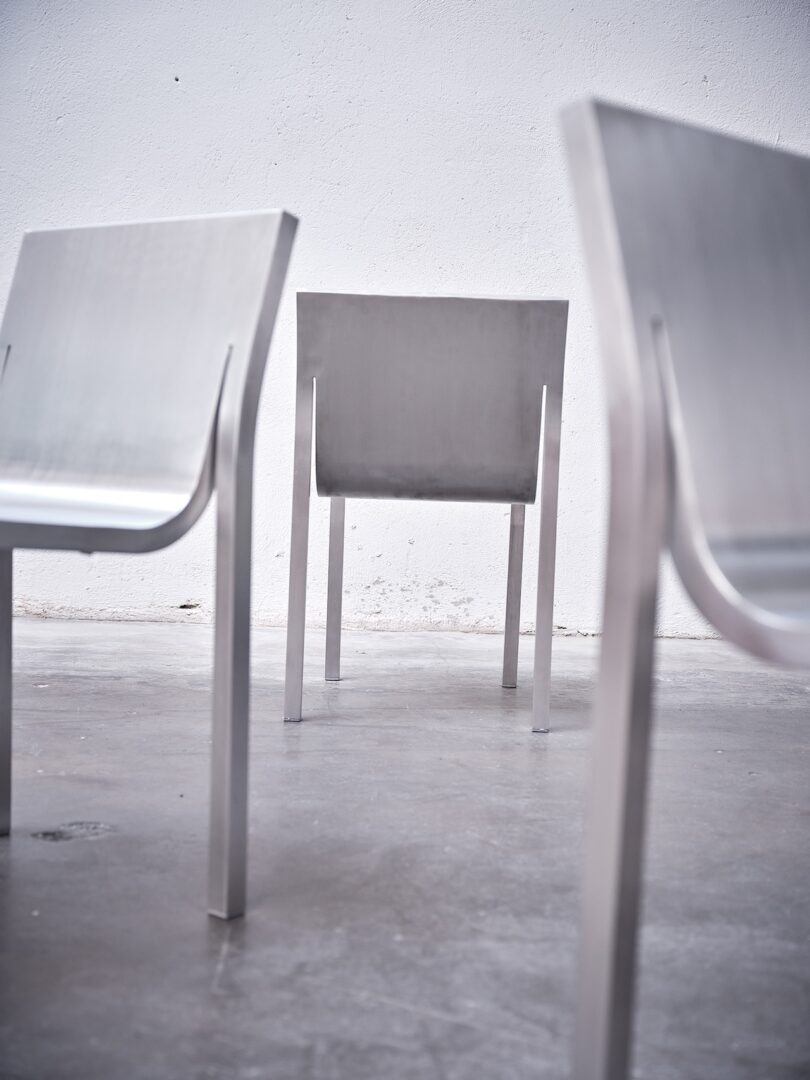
[0,619,808,1080]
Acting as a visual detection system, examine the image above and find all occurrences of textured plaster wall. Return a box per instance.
[1,0,808,635]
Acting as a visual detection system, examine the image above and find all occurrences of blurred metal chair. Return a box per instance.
[284,293,568,730]
[563,99,810,1079]
[0,211,297,919]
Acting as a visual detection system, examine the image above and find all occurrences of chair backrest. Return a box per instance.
[563,101,810,653]
[298,293,568,503]
[0,211,295,548]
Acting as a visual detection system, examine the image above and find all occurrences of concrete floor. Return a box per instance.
[0,619,808,1080]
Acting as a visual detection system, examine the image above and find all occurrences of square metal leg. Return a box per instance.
[325,496,345,682]
[0,549,11,837]
[573,358,669,1077]
[208,450,253,920]
[502,504,525,688]
[532,386,562,733]
[574,553,660,1079]
[284,375,314,722]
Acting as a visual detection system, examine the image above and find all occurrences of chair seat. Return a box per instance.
[0,477,188,537]
[712,539,810,622]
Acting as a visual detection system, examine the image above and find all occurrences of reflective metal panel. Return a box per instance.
[0,210,298,921]
[298,293,568,503]
[286,292,568,731]
[563,99,810,1080]
[567,101,810,661]
[0,212,292,552]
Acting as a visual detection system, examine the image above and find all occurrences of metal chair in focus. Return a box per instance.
[0,211,297,919]
[563,100,810,1079]
[284,293,568,731]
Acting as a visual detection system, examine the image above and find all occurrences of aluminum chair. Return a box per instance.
[563,100,810,1079]
[284,293,568,731]
[0,211,297,920]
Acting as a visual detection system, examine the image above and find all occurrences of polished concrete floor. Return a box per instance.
[0,619,808,1080]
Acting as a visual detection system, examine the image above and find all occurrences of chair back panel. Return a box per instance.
[576,103,810,552]
[298,293,568,503]
[0,213,287,517]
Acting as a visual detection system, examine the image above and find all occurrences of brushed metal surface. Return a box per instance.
[325,496,346,682]
[502,503,526,689]
[285,293,568,730]
[577,102,810,661]
[0,213,291,552]
[563,99,810,1080]
[207,210,297,920]
[0,550,10,838]
[0,211,297,920]
[299,293,567,503]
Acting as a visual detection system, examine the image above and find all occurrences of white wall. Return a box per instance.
[1,0,808,635]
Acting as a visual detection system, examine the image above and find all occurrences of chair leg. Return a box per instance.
[502,504,525,688]
[325,496,345,682]
[574,546,661,1080]
[531,386,562,733]
[0,549,11,837]
[284,375,314,721]
[208,457,253,919]
[573,371,670,1078]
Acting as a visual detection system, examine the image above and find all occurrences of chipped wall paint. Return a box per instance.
[1,1,809,635]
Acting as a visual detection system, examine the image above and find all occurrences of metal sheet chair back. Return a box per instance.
[298,293,568,503]
[564,101,810,658]
[0,212,291,548]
